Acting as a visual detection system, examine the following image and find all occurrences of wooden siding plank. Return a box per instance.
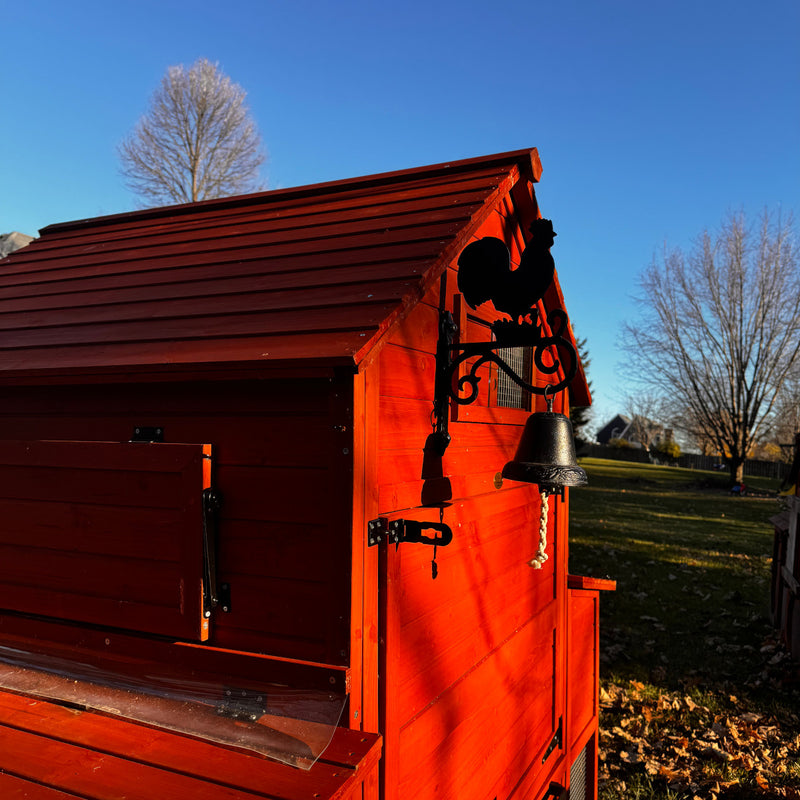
[0,500,183,560]
[0,332,363,373]
[22,167,513,255]
[1,217,468,281]
[0,258,433,310]
[0,612,348,693]
[393,508,557,720]
[0,303,391,349]
[218,465,332,525]
[219,520,331,580]
[208,574,333,641]
[0,246,440,296]
[568,590,600,747]
[0,379,352,663]
[0,773,80,799]
[0,691,380,800]
[0,282,419,342]
[0,273,420,319]
[0,724,266,800]
[0,378,330,416]
[395,609,558,800]
[13,189,488,267]
[0,441,209,641]
[378,395,525,453]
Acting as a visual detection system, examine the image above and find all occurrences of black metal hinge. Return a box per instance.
[367,517,453,548]
[130,425,164,443]
[543,716,563,763]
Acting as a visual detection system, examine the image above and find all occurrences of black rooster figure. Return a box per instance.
[456,218,557,323]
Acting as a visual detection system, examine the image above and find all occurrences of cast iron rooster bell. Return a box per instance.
[431,217,585,498]
[457,218,556,322]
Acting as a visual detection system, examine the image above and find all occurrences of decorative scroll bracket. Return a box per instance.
[431,305,578,455]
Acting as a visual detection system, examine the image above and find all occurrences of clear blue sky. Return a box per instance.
[2,0,798,428]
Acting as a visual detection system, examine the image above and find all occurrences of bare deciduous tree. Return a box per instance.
[624,210,800,482]
[119,58,265,206]
[622,392,671,450]
[770,363,800,457]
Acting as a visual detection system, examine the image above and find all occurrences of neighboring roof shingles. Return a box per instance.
[0,150,541,376]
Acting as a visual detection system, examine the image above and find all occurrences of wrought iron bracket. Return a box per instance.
[367,517,453,548]
[431,306,578,454]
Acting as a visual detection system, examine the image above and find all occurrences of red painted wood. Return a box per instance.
[568,590,599,747]
[361,365,381,737]
[28,163,518,249]
[395,610,559,800]
[0,773,80,799]
[0,278,417,333]
[0,440,210,641]
[0,151,548,377]
[375,190,589,800]
[0,147,596,800]
[0,690,380,800]
[0,378,353,664]
[567,575,617,592]
[0,613,348,696]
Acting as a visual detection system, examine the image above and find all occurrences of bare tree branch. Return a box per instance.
[623,210,800,482]
[118,58,265,206]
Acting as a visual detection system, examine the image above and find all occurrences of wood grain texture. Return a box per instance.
[0,440,210,640]
[0,689,381,800]
[568,590,599,749]
[375,185,590,800]
[0,152,543,376]
[0,377,352,665]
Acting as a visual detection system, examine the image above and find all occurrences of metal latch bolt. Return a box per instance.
[367,517,453,548]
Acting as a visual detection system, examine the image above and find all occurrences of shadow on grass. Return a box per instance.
[569,459,789,692]
[569,459,800,798]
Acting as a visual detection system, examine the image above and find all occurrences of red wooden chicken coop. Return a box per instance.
[0,148,612,799]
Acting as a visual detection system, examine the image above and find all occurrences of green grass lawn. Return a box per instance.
[568,458,800,799]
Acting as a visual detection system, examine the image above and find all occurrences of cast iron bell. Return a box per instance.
[502,405,587,493]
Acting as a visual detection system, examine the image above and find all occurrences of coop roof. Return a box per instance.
[0,148,588,400]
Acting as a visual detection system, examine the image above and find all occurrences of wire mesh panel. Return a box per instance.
[569,740,588,800]
[496,346,532,409]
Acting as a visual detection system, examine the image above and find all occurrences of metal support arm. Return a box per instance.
[431,307,578,454]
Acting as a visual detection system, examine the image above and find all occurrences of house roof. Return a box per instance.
[596,414,631,443]
[0,148,588,401]
[0,232,34,259]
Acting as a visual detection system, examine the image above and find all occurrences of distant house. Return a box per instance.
[596,414,630,444]
[596,414,668,450]
[0,231,34,259]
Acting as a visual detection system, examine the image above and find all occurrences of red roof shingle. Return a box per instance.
[0,149,556,378]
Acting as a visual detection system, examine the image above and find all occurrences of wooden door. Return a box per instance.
[0,440,212,641]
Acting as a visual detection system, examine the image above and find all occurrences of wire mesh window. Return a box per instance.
[568,739,589,800]
[495,346,533,410]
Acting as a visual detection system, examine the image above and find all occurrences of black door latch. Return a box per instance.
[367,518,453,548]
